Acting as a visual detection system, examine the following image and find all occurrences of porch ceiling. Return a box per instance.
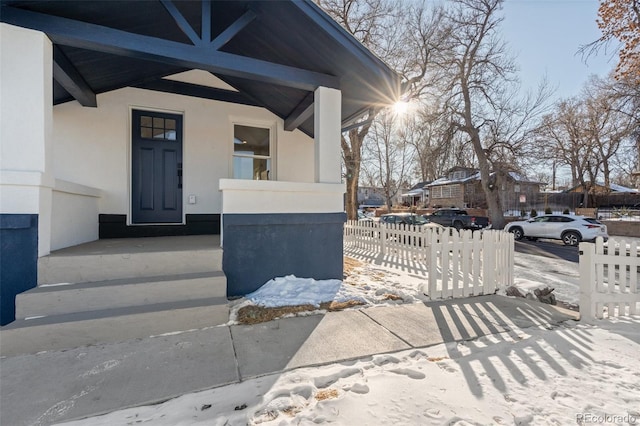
[0,0,401,137]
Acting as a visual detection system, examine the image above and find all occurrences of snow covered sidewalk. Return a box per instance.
[2,295,578,426]
[57,314,640,426]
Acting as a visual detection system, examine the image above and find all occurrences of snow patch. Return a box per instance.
[245,275,343,308]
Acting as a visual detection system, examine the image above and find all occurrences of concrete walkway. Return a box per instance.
[0,296,578,426]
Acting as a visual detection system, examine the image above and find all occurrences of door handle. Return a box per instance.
[177,163,183,189]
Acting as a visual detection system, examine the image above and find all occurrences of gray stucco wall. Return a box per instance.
[0,214,38,325]
[222,212,346,298]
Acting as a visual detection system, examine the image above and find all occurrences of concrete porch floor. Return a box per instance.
[47,234,221,256]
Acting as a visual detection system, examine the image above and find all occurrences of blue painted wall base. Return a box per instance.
[223,212,346,298]
[0,214,38,325]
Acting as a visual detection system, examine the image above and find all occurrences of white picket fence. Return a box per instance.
[344,220,514,299]
[579,238,640,321]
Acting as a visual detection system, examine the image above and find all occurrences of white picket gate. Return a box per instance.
[344,220,514,299]
[579,238,640,322]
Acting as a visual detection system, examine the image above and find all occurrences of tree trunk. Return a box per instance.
[343,122,373,220]
[470,130,505,228]
[345,158,359,220]
[462,85,505,229]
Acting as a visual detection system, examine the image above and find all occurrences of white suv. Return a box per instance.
[504,214,608,246]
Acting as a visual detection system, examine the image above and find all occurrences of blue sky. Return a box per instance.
[500,0,615,101]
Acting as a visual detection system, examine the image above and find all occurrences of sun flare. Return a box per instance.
[392,100,409,115]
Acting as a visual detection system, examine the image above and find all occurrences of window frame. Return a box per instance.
[230,121,276,181]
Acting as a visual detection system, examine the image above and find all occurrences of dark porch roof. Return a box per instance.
[0,0,401,137]
[410,181,431,190]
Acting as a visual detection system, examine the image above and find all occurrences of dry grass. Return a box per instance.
[237,300,365,325]
[344,256,363,277]
[283,407,302,417]
[315,389,339,401]
[382,293,403,301]
[235,256,367,325]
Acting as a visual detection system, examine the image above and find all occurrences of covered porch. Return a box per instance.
[0,0,401,324]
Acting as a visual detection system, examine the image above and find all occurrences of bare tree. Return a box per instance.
[583,78,634,192]
[401,104,458,183]
[317,0,395,219]
[534,75,636,206]
[599,74,640,184]
[317,0,447,219]
[536,99,599,207]
[436,0,549,228]
[363,112,415,210]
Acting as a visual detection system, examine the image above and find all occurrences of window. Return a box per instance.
[452,171,464,180]
[431,184,461,199]
[233,125,271,180]
[139,115,177,141]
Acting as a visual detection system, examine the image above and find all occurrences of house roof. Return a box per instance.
[427,171,543,187]
[427,173,479,187]
[505,172,544,185]
[409,181,431,190]
[564,182,639,193]
[0,0,401,137]
[402,188,426,197]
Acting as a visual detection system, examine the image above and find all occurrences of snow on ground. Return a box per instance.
[58,317,640,426]
[57,248,640,426]
[245,275,346,308]
[226,249,580,325]
[513,253,580,307]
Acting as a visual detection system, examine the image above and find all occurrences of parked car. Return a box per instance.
[504,214,608,246]
[379,213,442,245]
[380,213,432,226]
[424,208,490,230]
[357,210,374,222]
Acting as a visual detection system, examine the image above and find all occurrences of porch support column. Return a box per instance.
[0,23,53,324]
[314,86,341,184]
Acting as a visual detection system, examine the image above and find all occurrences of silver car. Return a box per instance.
[504,214,608,246]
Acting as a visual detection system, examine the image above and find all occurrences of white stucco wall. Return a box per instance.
[51,180,101,250]
[314,87,341,184]
[0,24,54,256]
[52,87,315,220]
[219,179,345,214]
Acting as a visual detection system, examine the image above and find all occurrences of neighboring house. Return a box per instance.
[495,172,545,213]
[565,182,639,194]
[401,181,430,207]
[357,185,407,208]
[0,1,400,324]
[426,167,479,208]
[427,167,542,212]
[357,186,385,208]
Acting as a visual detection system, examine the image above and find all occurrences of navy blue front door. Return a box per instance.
[131,110,183,224]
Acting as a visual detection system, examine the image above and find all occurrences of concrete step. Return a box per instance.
[2,236,230,357]
[16,271,226,320]
[0,300,229,357]
[38,243,222,285]
[37,249,223,285]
